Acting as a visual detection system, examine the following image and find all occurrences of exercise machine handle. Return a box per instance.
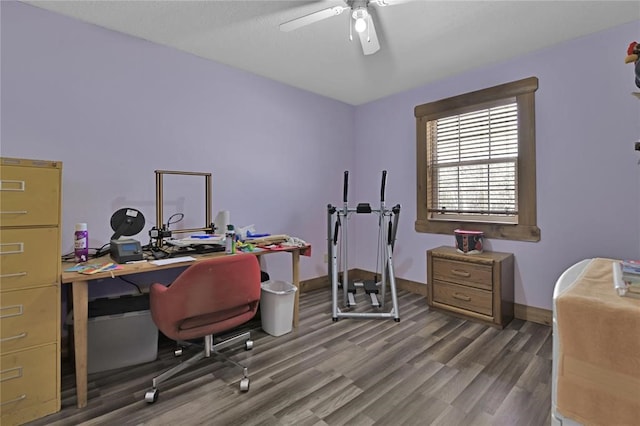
[380,170,387,202]
[343,171,349,203]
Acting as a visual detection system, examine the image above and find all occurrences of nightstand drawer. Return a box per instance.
[433,280,492,316]
[0,227,59,291]
[0,286,59,353]
[0,344,58,425]
[0,162,60,227]
[432,257,493,290]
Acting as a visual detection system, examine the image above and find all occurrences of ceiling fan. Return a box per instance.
[279,0,410,56]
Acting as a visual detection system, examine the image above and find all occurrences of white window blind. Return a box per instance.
[427,101,518,222]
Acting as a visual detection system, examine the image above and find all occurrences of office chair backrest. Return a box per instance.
[150,254,261,341]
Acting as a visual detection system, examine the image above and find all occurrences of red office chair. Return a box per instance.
[144,254,261,403]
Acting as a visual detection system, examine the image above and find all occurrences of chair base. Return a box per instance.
[145,331,253,403]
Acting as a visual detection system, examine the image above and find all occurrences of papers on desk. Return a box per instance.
[149,256,197,266]
[65,262,123,274]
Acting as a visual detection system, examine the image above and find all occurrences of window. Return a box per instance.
[415,77,540,242]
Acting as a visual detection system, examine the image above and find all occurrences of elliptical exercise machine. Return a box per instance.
[328,170,401,322]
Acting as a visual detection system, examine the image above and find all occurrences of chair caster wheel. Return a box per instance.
[394,318,400,322]
[240,378,250,392]
[174,348,183,357]
[332,317,338,322]
[145,389,159,403]
[245,340,253,350]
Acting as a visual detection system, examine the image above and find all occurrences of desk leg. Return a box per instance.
[72,279,88,408]
[292,250,300,328]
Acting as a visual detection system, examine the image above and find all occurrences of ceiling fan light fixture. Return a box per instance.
[280,0,385,55]
[352,8,368,33]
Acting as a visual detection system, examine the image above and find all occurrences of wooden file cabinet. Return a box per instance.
[0,157,62,425]
[427,246,514,328]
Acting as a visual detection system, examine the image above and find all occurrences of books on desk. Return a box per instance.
[613,260,640,297]
[621,260,640,281]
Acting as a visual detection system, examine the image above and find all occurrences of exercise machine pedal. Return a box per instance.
[347,281,357,306]
[363,280,381,307]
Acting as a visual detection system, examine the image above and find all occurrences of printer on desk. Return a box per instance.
[111,238,144,263]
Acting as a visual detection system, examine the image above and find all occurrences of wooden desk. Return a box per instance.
[61,247,306,409]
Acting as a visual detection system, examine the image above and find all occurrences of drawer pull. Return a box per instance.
[0,179,26,192]
[0,242,25,255]
[0,304,24,319]
[0,272,27,279]
[0,210,28,215]
[0,332,27,343]
[0,366,23,383]
[453,292,471,302]
[0,394,26,406]
[451,269,471,278]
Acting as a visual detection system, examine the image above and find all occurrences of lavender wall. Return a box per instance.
[1,1,354,293]
[3,2,639,311]
[354,20,640,310]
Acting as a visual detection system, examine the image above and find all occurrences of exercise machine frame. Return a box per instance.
[328,170,401,321]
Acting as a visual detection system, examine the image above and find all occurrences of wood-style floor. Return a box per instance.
[28,288,552,426]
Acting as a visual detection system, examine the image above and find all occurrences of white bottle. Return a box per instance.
[225,224,236,254]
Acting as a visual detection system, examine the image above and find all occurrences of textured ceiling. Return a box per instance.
[25,0,640,105]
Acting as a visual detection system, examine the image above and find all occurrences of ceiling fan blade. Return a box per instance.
[279,6,346,32]
[358,16,380,55]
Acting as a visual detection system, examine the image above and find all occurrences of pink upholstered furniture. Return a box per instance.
[144,254,261,403]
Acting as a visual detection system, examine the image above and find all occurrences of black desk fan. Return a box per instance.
[110,208,145,263]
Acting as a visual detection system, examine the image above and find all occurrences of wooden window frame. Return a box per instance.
[415,77,540,242]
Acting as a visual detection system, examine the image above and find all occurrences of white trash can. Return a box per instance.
[260,280,297,336]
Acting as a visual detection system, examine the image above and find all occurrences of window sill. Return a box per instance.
[415,219,540,242]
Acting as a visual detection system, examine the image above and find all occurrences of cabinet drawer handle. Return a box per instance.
[0,210,28,215]
[0,304,24,319]
[0,366,23,382]
[0,242,25,255]
[451,269,471,278]
[0,180,26,192]
[453,292,471,301]
[0,332,27,343]
[0,394,26,406]
[0,272,27,279]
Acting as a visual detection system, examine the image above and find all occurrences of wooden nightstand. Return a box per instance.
[427,246,514,328]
